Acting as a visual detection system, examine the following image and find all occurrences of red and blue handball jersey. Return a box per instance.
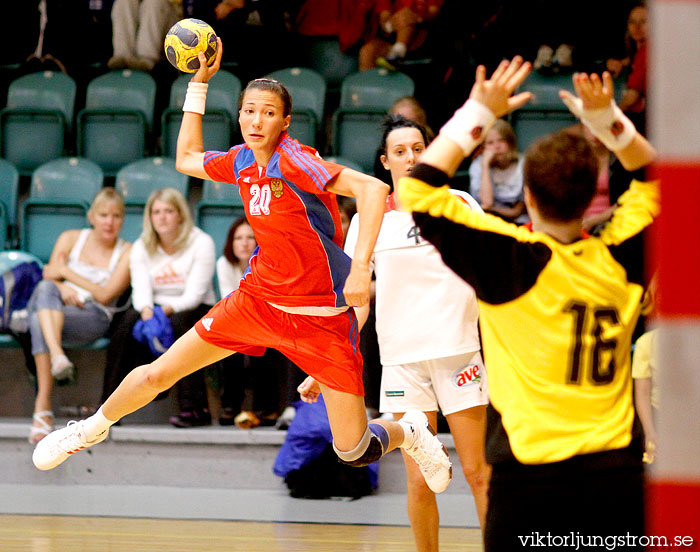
[203,132,350,308]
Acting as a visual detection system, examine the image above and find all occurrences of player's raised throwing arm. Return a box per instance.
[175,38,224,180]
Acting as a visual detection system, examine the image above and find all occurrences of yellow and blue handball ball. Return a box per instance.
[164,18,217,73]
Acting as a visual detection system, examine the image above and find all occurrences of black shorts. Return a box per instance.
[484,447,645,552]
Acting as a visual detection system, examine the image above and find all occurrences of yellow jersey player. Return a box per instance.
[398,58,657,551]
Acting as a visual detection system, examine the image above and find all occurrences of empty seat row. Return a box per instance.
[0,66,418,178]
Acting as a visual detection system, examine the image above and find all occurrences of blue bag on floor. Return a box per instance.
[132,305,174,356]
[0,251,43,333]
[273,396,379,499]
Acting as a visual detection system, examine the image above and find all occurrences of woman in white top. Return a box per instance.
[468,118,529,224]
[215,216,256,299]
[101,187,217,428]
[26,188,131,444]
[342,115,490,551]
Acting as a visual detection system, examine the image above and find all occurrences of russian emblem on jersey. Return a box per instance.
[471,126,483,140]
[270,179,284,198]
[453,363,481,388]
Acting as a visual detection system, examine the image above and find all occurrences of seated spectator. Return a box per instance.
[359,0,443,71]
[605,3,648,79]
[108,0,181,71]
[617,3,648,132]
[199,0,291,82]
[530,3,578,73]
[565,120,647,235]
[101,187,217,427]
[468,119,528,224]
[26,188,131,444]
[216,216,280,428]
[565,123,616,234]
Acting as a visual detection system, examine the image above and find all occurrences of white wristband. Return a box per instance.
[439,99,496,156]
[560,95,635,151]
[182,82,208,115]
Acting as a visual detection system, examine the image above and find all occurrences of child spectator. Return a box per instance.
[359,0,443,71]
[468,119,528,224]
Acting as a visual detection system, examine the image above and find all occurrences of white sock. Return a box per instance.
[389,42,407,59]
[82,406,117,440]
[398,420,417,449]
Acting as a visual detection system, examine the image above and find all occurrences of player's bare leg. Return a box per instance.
[445,405,490,529]
[101,328,231,421]
[394,410,441,552]
[33,328,233,470]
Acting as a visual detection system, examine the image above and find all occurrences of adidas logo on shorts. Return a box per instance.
[201,317,214,331]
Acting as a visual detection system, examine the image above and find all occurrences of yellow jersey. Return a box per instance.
[399,170,659,465]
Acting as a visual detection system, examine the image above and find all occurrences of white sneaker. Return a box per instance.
[275,406,296,430]
[534,44,554,70]
[32,420,108,471]
[400,410,452,493]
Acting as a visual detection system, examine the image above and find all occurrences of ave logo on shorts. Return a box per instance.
[453,363,481,388]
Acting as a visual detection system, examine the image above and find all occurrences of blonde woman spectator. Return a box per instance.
[101,187,217,428]
[27,188,131,444]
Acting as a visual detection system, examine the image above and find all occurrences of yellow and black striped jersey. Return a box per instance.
[398,166,659,465]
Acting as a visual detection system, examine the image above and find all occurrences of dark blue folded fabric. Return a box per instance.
[132,305,174,357]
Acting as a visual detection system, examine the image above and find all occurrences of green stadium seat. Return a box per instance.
[339,69,415,111]
[161,70,242,157]
[299,38,358,93]
[0,201,7,250]
[0,158,19,247]
[21,200,89,263]
[511,71,578,150]
[77,70,157,176]
[0,71,76,175]
[30,157,104,202]
[266,67,326,124]
[19,157,105,261]
[265,67,326,147]
[115,157,189,242]
[195,180,245,257]
[331,69,414,172]
[331,109,386,173]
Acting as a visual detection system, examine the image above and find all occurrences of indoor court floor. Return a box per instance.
[0,515,484,552]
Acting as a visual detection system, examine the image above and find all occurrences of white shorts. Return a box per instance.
[379,351,488,416]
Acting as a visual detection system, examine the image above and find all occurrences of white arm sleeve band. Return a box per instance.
[182,82,209,115]
[560,95,636,152]
[439,99,496,156]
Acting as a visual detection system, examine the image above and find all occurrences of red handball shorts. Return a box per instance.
[195,290,364,396]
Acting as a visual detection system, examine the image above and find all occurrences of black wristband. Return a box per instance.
[409,163,450,188]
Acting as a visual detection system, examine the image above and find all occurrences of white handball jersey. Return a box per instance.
[345,190,482,366]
